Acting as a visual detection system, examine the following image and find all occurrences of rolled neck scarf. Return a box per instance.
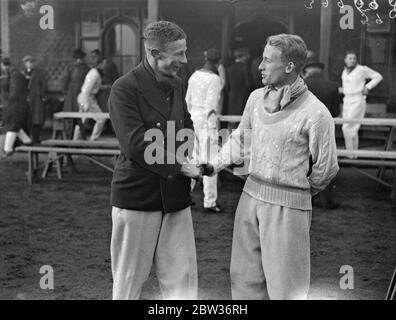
[262,76,307,113]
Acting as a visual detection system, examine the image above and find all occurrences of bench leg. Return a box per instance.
[377,127,395,183]
[42,153,53,178]
[65,155,77,173]
[55,154,63,179]
[33,153,39,170]
[27,151,34,184]
[391,167,396,205]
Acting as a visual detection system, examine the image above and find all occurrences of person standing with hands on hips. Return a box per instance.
[340,50,382,152]
[108,21,201,300]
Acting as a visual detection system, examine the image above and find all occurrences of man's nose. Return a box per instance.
[258,60,264,71]
[181,53,187,65]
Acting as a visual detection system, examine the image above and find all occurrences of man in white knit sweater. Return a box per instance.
[202,34,339,299]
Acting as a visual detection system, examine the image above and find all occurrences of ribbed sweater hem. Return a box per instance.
[243,175,312,210]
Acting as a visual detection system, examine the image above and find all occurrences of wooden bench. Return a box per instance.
[52,112,110,139]
[337,149,396,202]
[15,145,119,184]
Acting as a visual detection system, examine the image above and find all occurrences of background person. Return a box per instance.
[1,58,32,156]
[225,47,252,130]
[90,49,119,112]
[186,48,223,213]
[73,62,106,141]
[60,48,90,139]
[340,50,382,152]
[22,55,47,145]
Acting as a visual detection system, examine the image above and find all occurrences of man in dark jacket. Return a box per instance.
[109,21,201,300]
[60,49,90,139]
[23,55,47,144]
[1,58,32,156]
[304,61,340,209]
[225,47,252,129]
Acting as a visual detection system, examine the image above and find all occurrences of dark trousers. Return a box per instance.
[318,180,336,208]
[31,124,42,145]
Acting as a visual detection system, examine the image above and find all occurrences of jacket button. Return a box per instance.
[156,122,161,127]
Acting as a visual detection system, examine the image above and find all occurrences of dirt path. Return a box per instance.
[0,156,395,300]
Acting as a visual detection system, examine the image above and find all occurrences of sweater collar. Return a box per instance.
[262,76,307,113]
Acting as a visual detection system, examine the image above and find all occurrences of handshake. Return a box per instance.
[180,163,214,180]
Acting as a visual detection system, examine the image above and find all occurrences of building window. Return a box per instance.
[81,9,100,37]
[104,22,139,75]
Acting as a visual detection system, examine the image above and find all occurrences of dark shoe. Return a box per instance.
[204,205,223,213]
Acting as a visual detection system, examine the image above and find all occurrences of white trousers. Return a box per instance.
[73,95,106,141]
[191,114,219,208]
[3,129,32,153]
[111,206,198,300]
[342,95,366,151]
[230,192,312,300]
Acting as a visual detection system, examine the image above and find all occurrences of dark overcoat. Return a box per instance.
[97,59,119,112]
[226,61,252,115]
[61,61,90,112]
[108,61,194,213]
[305,73,341,117]
[2,66,31,132]
[24,68,47,125]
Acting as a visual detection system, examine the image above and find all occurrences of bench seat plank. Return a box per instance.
[337,149,396,159]
[54,112,110,120]
[15,146,120,156]
[41,139,119,148]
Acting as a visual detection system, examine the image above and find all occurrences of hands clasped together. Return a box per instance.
[180,163,214,180]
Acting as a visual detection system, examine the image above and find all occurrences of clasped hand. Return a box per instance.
[180,163,214,179]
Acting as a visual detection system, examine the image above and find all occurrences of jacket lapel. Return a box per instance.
[133,62,171,120]
[169,85,181,121]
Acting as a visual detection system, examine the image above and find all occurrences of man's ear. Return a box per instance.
[285,61,295,74]
[150,49,161,59]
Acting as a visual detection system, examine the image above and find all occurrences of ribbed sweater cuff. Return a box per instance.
[244,175,312,210]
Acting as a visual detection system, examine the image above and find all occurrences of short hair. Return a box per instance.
[204,48,221,64]
[91,49,102,56]
[143,20,187,50]
[266,34,308,74]
[345,50,357,58]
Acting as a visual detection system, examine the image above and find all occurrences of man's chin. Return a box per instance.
[261,79,269,86]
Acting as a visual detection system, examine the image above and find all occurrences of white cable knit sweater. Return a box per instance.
[212,88,339,210]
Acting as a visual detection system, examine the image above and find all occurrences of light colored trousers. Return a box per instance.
[73,94,106,141]
[191,114,219,208]
[3,129,32,152]
[342,95,366,151]
[231,192,312,300]
[111,206,198,300]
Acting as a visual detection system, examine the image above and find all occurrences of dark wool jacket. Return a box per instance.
[108,61,194,213]
[305,73,341,117]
